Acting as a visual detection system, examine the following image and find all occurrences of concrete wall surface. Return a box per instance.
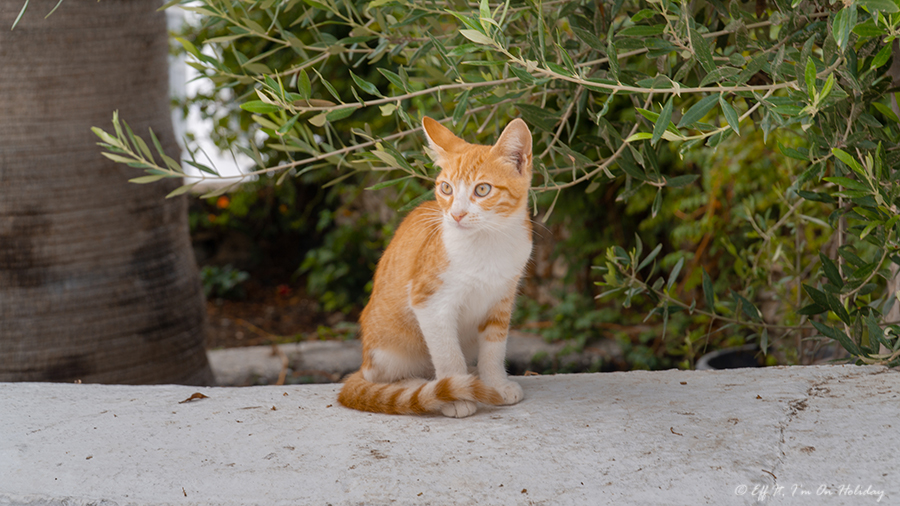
[1,365,897,506]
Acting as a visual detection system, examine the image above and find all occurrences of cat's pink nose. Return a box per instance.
[452,211,467,223]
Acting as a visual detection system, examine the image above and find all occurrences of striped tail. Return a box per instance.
[337,371,504,415]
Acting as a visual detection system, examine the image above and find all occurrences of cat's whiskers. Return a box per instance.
[527,218,551,240]
[472,211,530,242]
[410,209,444,244]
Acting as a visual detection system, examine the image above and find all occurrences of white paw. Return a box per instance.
[441,400,477,418]
[495,380,524,405]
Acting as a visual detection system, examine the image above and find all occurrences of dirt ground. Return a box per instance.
[204,281,359,349]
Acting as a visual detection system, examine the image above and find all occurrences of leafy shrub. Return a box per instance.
[298,204,386,313]
[96,0,900,367]
[200,264,250,299]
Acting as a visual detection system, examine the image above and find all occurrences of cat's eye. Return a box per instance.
[474,183,492,197]
[439,181,453,195]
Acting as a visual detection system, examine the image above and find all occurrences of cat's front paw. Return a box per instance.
[441,400,477,418]
[494,380,524,405]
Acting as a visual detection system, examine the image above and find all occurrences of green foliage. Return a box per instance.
[515,292,612,349]
[293,172,431,313]
[298,206,386,313]
[92,0,900,367]
[192,176,315,238]
[200,264,249,299]
[313,321,361,341]
[10,0,66,31]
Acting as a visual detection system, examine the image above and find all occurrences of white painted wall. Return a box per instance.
[166,9,253,185]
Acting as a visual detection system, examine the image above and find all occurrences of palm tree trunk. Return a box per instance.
[887,39,900,336]
[0,0,213,384]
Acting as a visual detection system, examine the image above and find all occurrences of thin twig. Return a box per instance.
[539,87,583,159]
[535,94,653,191]
[203,93,535,180]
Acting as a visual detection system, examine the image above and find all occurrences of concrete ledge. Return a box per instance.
[208,339,363,385]
[207,332,621,386]
[1,365,897,505]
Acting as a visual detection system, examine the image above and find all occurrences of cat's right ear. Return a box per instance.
[422,117,466,166]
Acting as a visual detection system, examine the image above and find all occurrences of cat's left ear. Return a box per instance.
[490,118,532,175]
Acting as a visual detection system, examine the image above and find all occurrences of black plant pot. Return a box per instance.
[696,344,763,370]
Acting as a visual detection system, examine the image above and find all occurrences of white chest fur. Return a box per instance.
[437,211,532,330]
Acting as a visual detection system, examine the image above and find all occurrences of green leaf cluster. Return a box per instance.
[90,0,900,367]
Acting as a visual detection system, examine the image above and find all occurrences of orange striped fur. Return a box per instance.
[338,117,534,417]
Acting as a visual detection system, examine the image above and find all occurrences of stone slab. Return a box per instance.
[0,365,896,505]
[207,332,622,386]
[208,340,363,386]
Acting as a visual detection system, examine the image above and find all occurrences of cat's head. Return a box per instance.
[422,117,532,231]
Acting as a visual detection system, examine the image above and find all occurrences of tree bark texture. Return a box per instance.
[0,0,213,384]
[886,39,900,333]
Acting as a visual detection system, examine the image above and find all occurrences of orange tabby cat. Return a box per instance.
[338,116,533,418]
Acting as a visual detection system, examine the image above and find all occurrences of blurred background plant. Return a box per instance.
[94,0,900,369]
[200,264,250,299]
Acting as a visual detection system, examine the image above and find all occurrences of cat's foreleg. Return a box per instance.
[477,299,524,406]
[414,306,477,417]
